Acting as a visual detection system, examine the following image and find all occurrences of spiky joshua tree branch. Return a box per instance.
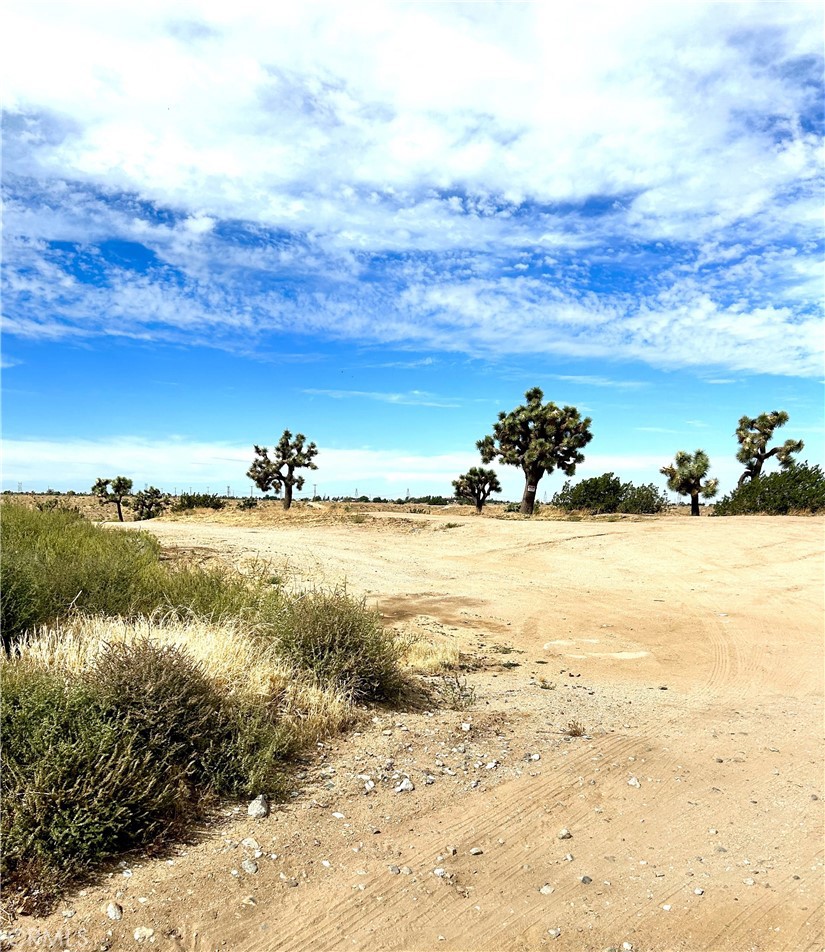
[735,410,803,488]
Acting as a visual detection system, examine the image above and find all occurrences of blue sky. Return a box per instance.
[2,1,823,500]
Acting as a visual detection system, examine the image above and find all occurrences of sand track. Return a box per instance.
[19,513,823,952]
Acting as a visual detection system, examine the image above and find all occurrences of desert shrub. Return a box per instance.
[1,639,288,901]
[617,483,668,514]
[173,492,225,511]
[0,505,161,650]
[552,474,667,514]
[1,664,185,898]
[713,462,825,515]
[237,496,258,510]
[271,589,403,701]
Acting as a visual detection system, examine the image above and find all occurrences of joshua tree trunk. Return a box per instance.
[115,500,124,522]
[690,492,700,517]
[520,470,541,515]
[283,483,293,510]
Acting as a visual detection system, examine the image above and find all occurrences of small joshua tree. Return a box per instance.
[660,450,719,516]
[736,410,803,488]
[129,486,170,521]
[453,467,502,514]
[247,430,318,511]
[477,387,592,515]
[91,476,133,522]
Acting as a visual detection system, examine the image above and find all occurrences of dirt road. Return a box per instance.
[24,512,824,951]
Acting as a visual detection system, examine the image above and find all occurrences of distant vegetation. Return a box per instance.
[714,462,825,515]
[552,473,667,514]
[173,491,226,511]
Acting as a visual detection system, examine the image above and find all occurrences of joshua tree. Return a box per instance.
[452,466,502,514]
[736,411,803,488]
[128,486,170,521]
[660,450,719,516]
[477,387,592,515]
[247,430,318,510]
[91,476,133,522]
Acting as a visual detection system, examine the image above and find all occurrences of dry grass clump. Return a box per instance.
[399,632,460,675]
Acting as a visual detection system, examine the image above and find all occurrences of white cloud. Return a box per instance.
[2,1,823,377]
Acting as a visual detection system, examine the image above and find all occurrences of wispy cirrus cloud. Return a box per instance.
[304,388,460,408]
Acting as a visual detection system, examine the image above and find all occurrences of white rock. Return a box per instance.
[662,904,672,911]
[461,723,472,732]
[332,812,345,819]
[133,927,155,942]
[241,859,259,874]
[364,779,376,793]
[395,777,415,793]
[548,928,561,938]
[469,847,484,856]
[241,837,260,851]
[247,795,269,819]
[539,884,554,895]
[628,777,641,788]
[105,903,123,921]
[694,887,705,895]
[622,943,634,951]
[434,867,446,878]
[558,828,572,840]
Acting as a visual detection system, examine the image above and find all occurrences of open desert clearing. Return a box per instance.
[24,513,824,952]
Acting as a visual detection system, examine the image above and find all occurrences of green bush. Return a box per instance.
[713,462,825,515]
[0,505,162,650]
[271,589,403,701]
[1,641,287,901]
[173,492,225,511]
[552,474,667,514]
[237,497,258,510]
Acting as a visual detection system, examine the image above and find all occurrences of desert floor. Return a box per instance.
[18,511,824,952]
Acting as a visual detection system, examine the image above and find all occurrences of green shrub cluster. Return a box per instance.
[552,473,667,514]
[271,589,403,701]
[172,492,225,511]
[1,640,284,900]
[713,462,825,515]
[236,496,258,510]
[129,486,170,520]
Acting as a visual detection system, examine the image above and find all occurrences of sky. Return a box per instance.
[2,0,823,501]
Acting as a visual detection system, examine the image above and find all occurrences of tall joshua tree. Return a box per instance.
[453,466,502,514]
[736,410,803,488]
[660,450,718,516]
[247,430,318,511]
[477,387,592,515]
[91,476,133,522]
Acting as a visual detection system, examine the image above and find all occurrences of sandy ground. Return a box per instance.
[13,511,824,952]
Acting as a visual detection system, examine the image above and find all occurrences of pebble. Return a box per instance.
[400,866,413,875]
[530,753,541,761]
[580,875,593,885]
[548,928,561,939]
[461,723,472,732]
[694,887,705,895]
[743,877,755,886]
[469,847,484,856]
[133,927,155,942]
[395,777,415,793]
[628,777,641,788]
[364,779,376,793]
[241,859,259,875]
[540,884,554,895]
[241,895,257,906]
[62,910,76,919]
[662,904,672,911]
[434,868,447,878]
[105,902,123,921]
[388,865,401,875]
[241,837,260,851]
[563,854,574,862]
[447,846,458,855]
[332,812,345,819]
[247,795,269,819]
[558,828,572,840]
